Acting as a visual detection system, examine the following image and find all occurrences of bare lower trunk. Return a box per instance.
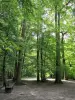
[40,33,46,82]
[37,33,40,82]
[61,33,66,80]
[2,51,7,86]
[16,50,22,84]
[55,5,61,83]
[13,52,18,81]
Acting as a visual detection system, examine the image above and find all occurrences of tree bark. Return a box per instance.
[15,20,26,84]
[61,33,66,80]
[13,51,18,81]
[2,50,7,86]
[40,33,46,82]
[55,5,62,83]
[37,33,40,82]
[16,50,22,84]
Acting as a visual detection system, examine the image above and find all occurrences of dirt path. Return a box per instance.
[0,80,75,100]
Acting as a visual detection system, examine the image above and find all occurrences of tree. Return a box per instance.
[55,4,61,83]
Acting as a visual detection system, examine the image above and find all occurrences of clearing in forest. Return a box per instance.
[0,79,75,100]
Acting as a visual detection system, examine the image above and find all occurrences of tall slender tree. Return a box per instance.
[55,2,61,83]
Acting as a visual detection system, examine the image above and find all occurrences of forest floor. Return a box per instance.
[0,78,75,100]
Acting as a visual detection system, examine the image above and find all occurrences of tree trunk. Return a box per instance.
[55,5,62,83]
[2,51,7,86]
[40,33,46,82]
[37,33,40,82]
[15,20,26,84]
[40,43,43,81]
[61,33,66,80]
[13,52,18,81]
[16,50,22,84]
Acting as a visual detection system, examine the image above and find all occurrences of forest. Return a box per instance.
[0,0,75,99]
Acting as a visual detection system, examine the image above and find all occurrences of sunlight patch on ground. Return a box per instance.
[22,78,75,84]
[22,78,37,81]
[63,79,75,83]
[47,78,55,81]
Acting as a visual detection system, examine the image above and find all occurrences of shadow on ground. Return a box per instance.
[0,79,75,100]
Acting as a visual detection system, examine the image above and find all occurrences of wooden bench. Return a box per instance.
[5,82,15,93]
